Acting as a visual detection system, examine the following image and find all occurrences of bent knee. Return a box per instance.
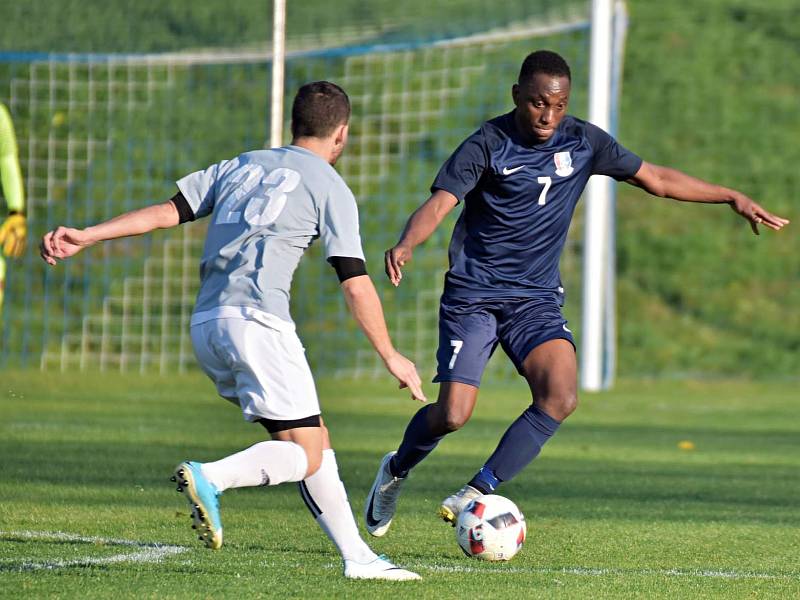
[429,395,475,434]
[562,393,579,416]
[441,411,471,433]
[428,406,470,433]
[538,393,578,422]
[303,448,323,478]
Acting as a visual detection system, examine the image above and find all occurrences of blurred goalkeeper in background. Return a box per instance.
[0,102,26,314]
[40,81,423,581]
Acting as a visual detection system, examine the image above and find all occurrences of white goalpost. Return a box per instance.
[270,0,286,148]
[581,0,628,391]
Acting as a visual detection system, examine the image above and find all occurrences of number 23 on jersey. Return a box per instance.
[215,166,301,226]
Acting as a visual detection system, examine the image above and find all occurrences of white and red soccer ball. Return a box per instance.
[455,494,526,561]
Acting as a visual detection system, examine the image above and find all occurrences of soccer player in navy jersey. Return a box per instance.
[364,50,789,536]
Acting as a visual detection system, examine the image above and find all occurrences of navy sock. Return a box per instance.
[389,404,445,478]
[468,466,499,495]
[471,404,561,487]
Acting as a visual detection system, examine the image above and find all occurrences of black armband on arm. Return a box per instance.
[328,256,368,283]
[170,191,196,224]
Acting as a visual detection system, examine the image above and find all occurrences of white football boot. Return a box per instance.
[344,554,421,581]
[438,484,482,525]
[364,451,405,537]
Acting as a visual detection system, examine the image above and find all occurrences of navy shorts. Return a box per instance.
[433,295,575,387]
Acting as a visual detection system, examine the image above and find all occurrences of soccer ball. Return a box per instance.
[455,494,526,561]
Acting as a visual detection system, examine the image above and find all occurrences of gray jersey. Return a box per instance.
[177,145,365,323]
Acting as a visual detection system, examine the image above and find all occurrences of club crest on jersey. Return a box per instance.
[553,151,573,177]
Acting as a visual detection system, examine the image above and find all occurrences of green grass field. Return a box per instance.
[1,371,798,598]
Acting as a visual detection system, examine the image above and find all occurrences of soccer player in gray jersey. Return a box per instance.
[40,82,425,581]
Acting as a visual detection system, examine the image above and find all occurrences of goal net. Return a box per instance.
[0,6,603,382]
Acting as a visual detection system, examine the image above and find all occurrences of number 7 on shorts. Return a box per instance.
[448,339,463,369]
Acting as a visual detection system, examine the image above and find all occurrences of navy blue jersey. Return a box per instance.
[432,112,642,300]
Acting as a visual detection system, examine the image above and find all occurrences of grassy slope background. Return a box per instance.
[0,0,797,377]
[616,0,799,377]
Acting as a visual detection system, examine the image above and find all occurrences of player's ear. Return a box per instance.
[328,124,349,165]
[512,83,520,107]
[334,123,349,148]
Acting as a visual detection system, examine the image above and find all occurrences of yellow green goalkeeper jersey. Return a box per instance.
[0,102,24,213]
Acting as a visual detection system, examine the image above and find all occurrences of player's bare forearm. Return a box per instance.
[385,189,458,286]
[628,161,789,235]
[397,190,458,248]
[629,162,735,203]
[84,200,180,243]
[340,275,427,401]
[340,275,396,360]
[41,200,180,265]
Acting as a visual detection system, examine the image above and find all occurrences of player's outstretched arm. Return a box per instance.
[385,189,458,286]
[340,274,426,402]
[627,161,789,235]
[40,200,181,266]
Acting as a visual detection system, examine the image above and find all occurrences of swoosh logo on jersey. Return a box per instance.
[502,165,526,175]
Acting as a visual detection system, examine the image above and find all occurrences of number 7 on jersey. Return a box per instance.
[537,176,551,205]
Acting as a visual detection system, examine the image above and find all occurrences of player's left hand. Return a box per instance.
[0,213,26,257]
[729,194,790,235]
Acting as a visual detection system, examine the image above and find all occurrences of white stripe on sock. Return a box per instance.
[301,449,377,564]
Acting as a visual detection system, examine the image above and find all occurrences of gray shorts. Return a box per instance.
[191,312,320,422]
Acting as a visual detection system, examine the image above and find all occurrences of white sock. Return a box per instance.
[200,441,308,492]
[299,449,377,564]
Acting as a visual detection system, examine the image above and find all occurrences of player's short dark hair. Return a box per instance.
[290,81,351,139]
[518,50,571,84]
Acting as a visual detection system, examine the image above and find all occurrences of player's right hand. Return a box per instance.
[40,226,92,265]
[384,244,413,287]
[383,350,427,402]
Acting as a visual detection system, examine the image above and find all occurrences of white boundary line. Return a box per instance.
[6,530,795,582]
[419,563,800,581]
[0,530,188,572]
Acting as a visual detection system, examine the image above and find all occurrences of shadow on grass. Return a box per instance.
[2,408,798,527]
